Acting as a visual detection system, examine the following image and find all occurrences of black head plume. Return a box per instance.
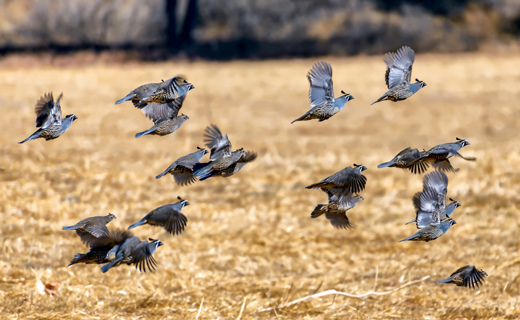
[341,90,346,95]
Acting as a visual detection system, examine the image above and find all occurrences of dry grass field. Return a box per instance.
[1,52,520,319]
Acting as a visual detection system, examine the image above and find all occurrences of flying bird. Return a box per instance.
[115,76,194,108]
[405,171,461,228]
[100,237,164,273]
[62,213,117,246]
[436,265,488,289]
[156,147,209,186]
[19,92,78,143]
[371,46,426,105]
[128,198,189,235]
[306,164,367,194]
[311,188,363,230]
[68,229,134,267]
[192,124,253,181]
[292,61,354,123]
[408,138,476,169]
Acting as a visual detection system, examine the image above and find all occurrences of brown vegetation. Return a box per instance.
[1,53,520,319]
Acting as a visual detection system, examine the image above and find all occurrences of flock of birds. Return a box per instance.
[19,46,487,289]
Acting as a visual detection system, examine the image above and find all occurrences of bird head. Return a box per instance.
[449,198,461,207]
[455,137,470,147]
[149,239,164,250]
[355,195,364,201]
[340,90,354,101]
[415,78,427,87]
[181,114,190,120]
[107,213,117,221]
[65,114,78,121]
[197,146,209,155]
[353,164,367,172]
[177,196,190,207]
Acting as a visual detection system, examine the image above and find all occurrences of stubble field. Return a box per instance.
[0,52,520,319]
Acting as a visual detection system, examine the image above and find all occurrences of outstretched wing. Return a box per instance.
[147,205,188,235]
[384,46,415,89]
[131,241,158,273]
[35,92,63,127]
[140,100,180,123]
[306,167,366,194]
[423,171,448,209]
[461,266,488,289]
[203,124,232,160]
[413,187,441,228]
[307,61,334,107]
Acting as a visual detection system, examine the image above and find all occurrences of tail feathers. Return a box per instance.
[377,161,394,169]
[101,257,121,273]
[155,170,170,179]
[311,205,327,219]
[405,218,416,225]
[115,93,135,104]
[197,170,216,181]
[192,163,213,178]
[371,93,389,105]
[305,182,326,189]
[399,234,416,242]
[19,130,42,144]
[68,253,88,267]
[128,219,146,230]
[135,128,155,138]
[291,117,302,124]
[435,277,453,284]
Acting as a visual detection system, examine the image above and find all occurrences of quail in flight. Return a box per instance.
[128,197,189,235]
[63,213,117,247]
[306,164,367,194]
[436,265,488,289]
[371,46,426,105]
[292,61,354,124]
[311,188,363,230]
[19,92,78,143]
[156,147,208,186]
[116,76,194,108]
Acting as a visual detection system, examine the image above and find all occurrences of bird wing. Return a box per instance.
[306,167,366,194]
[461,266,488,289]
[325,212,355,229]
[147,205,188,235]
[329,167,367,194]
[307,61,334,107]
[423,171,448,209]
[231,151,257,174]
[35,92,63,128]
[140,101,177,123]
[384,46,415,89]
[173,171,197,186]
[431,160,459,172]
[203,124,232,160]
[82,229,134,248]
[337,191,357,210]
[413,188,441,228]
[130,241,158,273]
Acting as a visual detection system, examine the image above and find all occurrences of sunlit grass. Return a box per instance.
[1,52,520,319]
